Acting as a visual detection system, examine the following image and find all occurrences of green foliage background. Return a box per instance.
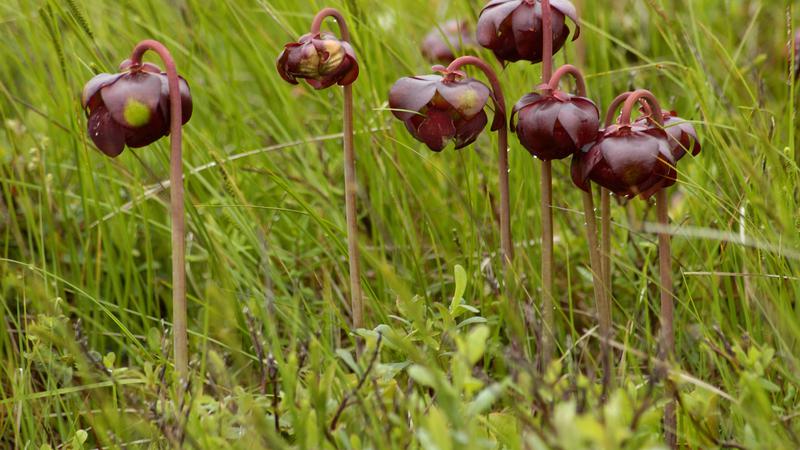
[0,0,798,448]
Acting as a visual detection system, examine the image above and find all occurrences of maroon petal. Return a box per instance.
[276,48,298,85]
[510,3,538,62]
[100,71,163,129]
[454,110,488,149]
[157,74,194,125]
[87,103,126,157]
[437,78,491,118]
[571,145,602,192]
[415,109,457,151]
[477,1,521,49]
[557,98,599,147]
[510,93,542,131]
[82,73,124,108]
[124,109,168,148]
[389,76,440,120]
[550,0,581,40]
[337,59,359,87]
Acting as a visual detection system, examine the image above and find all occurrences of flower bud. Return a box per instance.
[277,32,359,90]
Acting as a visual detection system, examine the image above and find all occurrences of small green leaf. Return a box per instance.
[449,264,467,314]
[102,352,115,369]
[465,325,490,365]
[407,364,436,387]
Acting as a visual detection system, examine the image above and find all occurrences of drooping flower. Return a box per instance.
[571,120,676,199]
[477,0,580,64]
[277,32,359,89]
[638,111,701,160]
[511,89,599,160]
[81,60,192,157]
[389,67,501,151]
[421,20,476,63]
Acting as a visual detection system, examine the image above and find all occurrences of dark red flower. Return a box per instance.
[277,32,359,90]
[637,111,701,160]
[421,20,476,64]
[571,121,676,199]
[81,60,192,157]
[389,68,501,151]
[511,89,599,160]
[477,0,580,64]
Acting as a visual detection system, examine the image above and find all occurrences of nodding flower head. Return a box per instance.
[277,32,359,89]
[477,0,580,64]
[511,88,599,161]
[389,66,501,152]
[81,60,192,157]
[421,20,477,64]
[571,91,682,200]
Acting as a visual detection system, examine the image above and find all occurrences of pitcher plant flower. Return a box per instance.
[389,68,495,151]
[421,20,476,64]
[389,56,514,266]
[575,89,700,448]
[82,60,192,157]
[81,40,192,378]
[511,64,599,161]
[477,0,579,64]
[277,31,358,89]
[277,8,365,332]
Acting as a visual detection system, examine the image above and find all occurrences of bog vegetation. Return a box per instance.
[0,0,799,449]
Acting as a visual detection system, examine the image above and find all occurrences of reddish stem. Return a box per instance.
[311,8,363,331]
[581,187,612,394]
[657,189,677,447]
[539,0,555,366]
[129,40,188,379]
[547,64,588,96]
[620,89,664,126]
[542,0,553,83]
[604,91,658,127]
[551,63,613,391]
[446,56,513,266]
[311,8,351,41]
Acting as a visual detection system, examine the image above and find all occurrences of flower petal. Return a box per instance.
[81,73,124,108]
[388,76,440,120]
[100,71,163,129]
[87,103,126,157]
[550,0,581,40]
[454,110,488,149]
[415,109,456,152]
[437,77,490,118]
[557,97,599,147]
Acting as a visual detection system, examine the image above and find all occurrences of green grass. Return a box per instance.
[1,0,798,448]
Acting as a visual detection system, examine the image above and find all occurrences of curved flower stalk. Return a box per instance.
[389,56,513,266]
[573,89,702,448]
[421,20,477,64]
[277,8,364,330]
[520,64,612,389]
[81,40,193,378]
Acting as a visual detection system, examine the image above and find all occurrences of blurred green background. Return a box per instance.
[1,0,798,448]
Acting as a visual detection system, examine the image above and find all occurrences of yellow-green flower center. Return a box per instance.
[123,99,151,128]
